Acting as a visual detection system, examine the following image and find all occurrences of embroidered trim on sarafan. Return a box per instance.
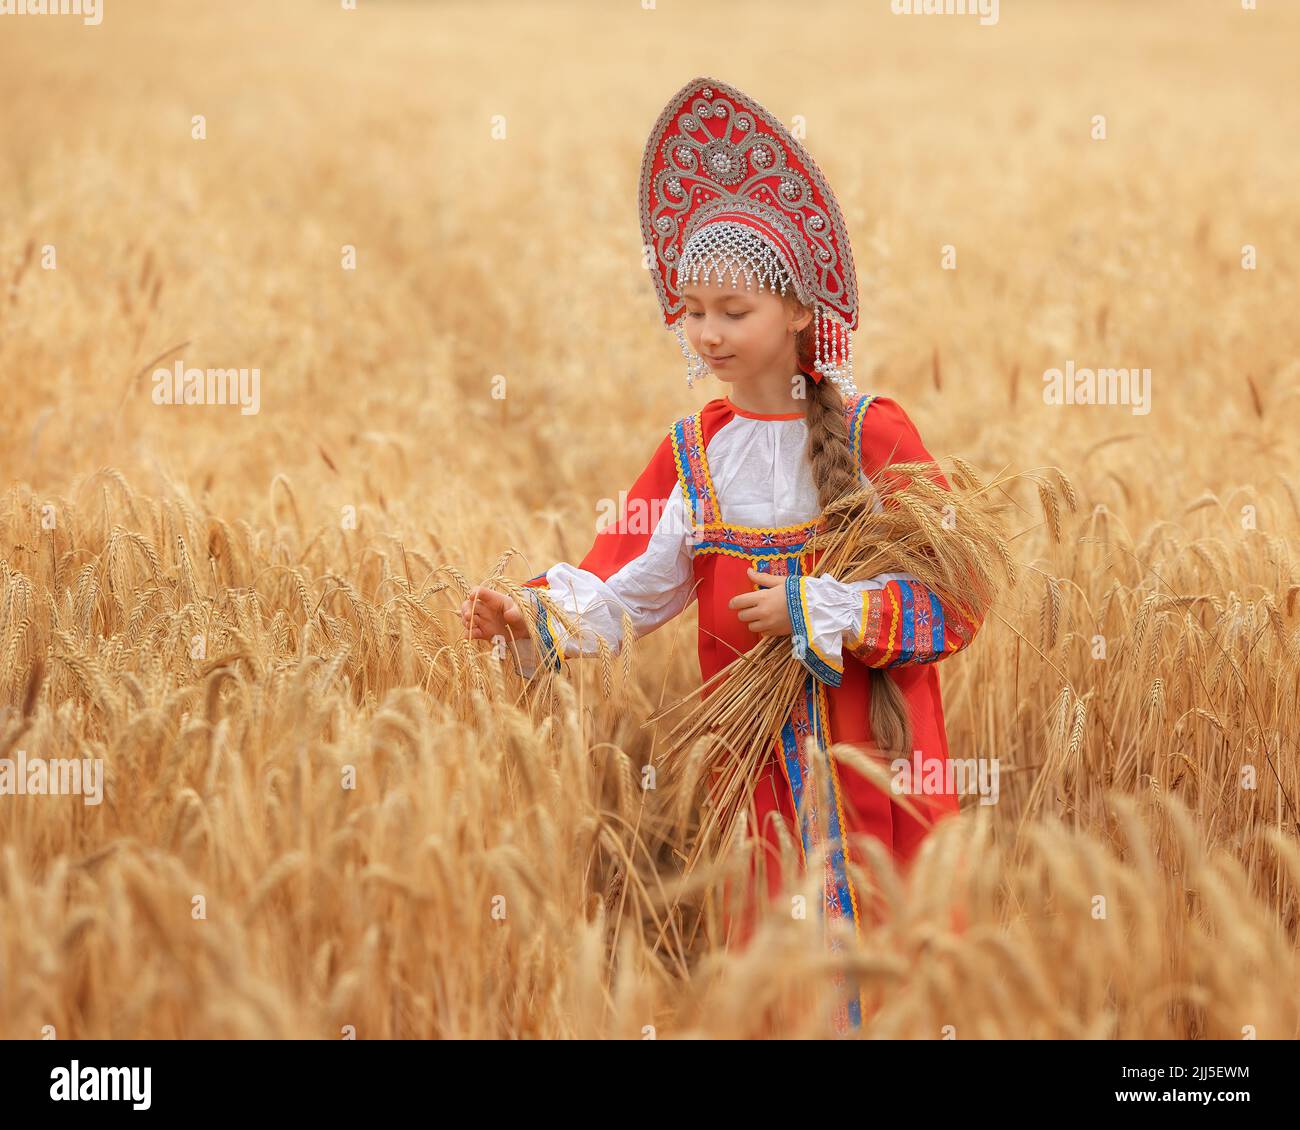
[670,395,878,559]
[776,672,865,1032]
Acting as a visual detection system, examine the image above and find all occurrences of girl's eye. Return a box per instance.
[686,311,704,319]
[726,312,748,320]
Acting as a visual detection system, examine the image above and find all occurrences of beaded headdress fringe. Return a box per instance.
[671,224,855,395]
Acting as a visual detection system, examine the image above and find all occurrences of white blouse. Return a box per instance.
[510,411,919,678]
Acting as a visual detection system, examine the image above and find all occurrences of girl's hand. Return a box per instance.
[461,586,527,643]
[727,567,793,636]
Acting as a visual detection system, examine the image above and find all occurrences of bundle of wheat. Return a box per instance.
[647,457,1069,893]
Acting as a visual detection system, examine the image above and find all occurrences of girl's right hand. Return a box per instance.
[461,586,527,643]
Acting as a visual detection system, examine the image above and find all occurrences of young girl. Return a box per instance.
[461,77,981,1030]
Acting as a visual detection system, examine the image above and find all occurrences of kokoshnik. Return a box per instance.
[638,77,858,396]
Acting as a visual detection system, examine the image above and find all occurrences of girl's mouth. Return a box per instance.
[705,354,734,365]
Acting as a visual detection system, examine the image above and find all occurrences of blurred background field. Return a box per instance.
[0,0,1298,1038]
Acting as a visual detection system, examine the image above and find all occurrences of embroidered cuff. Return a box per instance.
[846,588,889,667]
[784,575,844,687]
[519,587,565,675]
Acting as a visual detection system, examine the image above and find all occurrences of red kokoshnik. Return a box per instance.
[638,76,859,397]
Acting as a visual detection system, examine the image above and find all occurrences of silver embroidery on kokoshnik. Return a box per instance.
[639,77,860,398]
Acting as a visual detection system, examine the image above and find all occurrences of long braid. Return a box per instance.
[803,375,859,516]
[792,309,914,760]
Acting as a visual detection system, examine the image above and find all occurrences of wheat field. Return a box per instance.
[1,0,1298,1039]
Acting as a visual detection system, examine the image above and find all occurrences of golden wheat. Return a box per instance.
[0,0,1297,1038]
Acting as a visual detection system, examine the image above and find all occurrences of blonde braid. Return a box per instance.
[792,312,914,760]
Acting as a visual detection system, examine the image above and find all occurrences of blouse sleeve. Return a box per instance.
[782,572,922,686]
[781,397,983,685]
[509,432,696,679]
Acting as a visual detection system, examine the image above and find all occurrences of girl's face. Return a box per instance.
[680,273,811,387]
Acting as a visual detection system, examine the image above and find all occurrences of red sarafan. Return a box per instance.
[516,392,982,1032]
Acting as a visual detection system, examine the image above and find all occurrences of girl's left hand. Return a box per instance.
[728,567,794,636]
